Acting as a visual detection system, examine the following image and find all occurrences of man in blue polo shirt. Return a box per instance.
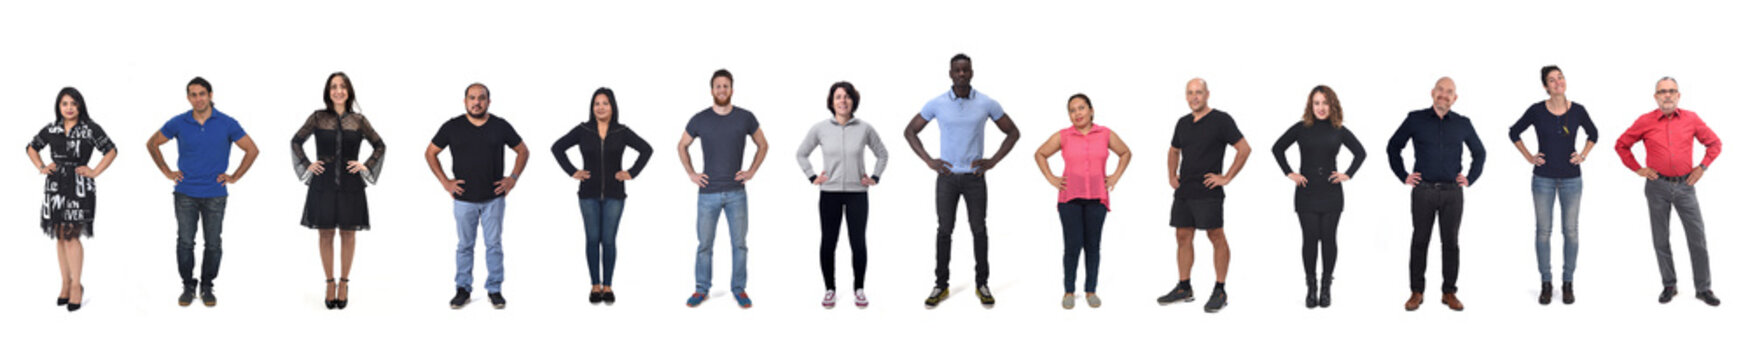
[903,53,1021,308]
[146,77,261,308]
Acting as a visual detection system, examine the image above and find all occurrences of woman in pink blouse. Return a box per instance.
[1034,94,1132,309]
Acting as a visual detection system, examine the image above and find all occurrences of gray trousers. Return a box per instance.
[1645,179,1711,292]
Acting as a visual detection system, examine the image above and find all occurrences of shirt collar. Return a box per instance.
[948,87,976,101]
[1658,109,1684,120]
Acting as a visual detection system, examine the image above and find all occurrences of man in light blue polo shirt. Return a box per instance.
[146,77,261,308]
[903,53,1021,308]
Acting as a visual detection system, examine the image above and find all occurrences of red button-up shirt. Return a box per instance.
[1615,109,1721,177]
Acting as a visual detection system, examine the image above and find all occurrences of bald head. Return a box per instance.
[1186,78,1210,115]
[1431,77,1458,115]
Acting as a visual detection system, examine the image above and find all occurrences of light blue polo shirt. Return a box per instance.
[159,108,247,198]
[919,87,1005,174]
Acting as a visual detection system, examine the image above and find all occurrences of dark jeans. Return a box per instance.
[935,173,989,288]
[580,197,625,286]
[1409,183,1462,294]
[1297,211,1340,285]
[1645,178,1711,292]
[174,192,227,290]
[819,191,869,291]
[1058,199,1106,293]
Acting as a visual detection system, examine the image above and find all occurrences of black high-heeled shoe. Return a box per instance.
[325,278,337,310]
[58,297,68,306]
[335,278,349,310]
[67,284,83,312]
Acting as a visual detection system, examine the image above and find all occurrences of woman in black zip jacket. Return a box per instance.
[552,87,653,304]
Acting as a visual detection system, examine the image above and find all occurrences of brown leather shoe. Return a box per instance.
[1404,292,1424,311]
[1441,293,1465,311]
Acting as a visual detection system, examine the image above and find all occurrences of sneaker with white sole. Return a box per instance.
[854,289,869,308]
[822,290,837,308]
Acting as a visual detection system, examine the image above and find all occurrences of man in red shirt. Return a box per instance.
[1614,77,1722,307]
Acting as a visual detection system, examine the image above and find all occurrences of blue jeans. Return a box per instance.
[580,197,626,286]
[174,193,226,289]
[695,190,749,294]
[455,197,507,293]
[1531,175,1581,282]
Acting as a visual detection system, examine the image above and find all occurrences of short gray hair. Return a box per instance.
[1658,76,1678,86]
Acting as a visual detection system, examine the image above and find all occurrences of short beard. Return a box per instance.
[713,96,731,107]
[468,109,488,119]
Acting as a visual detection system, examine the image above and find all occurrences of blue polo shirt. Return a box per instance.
[160,109,247,198]
[919,87,1005,174]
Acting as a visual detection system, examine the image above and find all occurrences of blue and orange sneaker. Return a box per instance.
[735,292,753,308]
[686,292,707,307]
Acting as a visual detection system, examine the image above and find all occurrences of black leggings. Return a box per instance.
[1297,211,1340,284]
[820,192,869,291]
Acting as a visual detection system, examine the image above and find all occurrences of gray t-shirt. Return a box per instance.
[686,106,760,193]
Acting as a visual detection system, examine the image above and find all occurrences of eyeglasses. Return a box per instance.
[1656,89,1680,95]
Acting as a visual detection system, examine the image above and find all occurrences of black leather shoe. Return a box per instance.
[1697,291,1721,306]
[1658,287,1678,304]
[603,290,616,305]
[589,289,604,304]
[335,278,349,310]
[1561,282,1575,305]
[1539,282,1553,305]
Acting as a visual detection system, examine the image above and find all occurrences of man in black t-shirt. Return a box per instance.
[1157,78,1251,313]
[424,83,530,310]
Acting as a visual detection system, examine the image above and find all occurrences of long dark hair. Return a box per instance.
[323,72,357,113]
[56,87,93,123]
[589,87,619,124]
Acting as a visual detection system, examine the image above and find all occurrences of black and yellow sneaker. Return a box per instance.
[1157,283,1195,305]
[924,287,948,308]
[976,286,996,306]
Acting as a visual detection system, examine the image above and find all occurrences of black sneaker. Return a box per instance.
[450,287,470,309]
[1203,288,1228,313]
[923,287,948,308]
[178,287,196,307]
[489,293,507,309]
[1697,291,1721,307]
[1658,287,1678,304]
[976,286,996,306]
[199,288,218,307]
[1157,284,1195,305]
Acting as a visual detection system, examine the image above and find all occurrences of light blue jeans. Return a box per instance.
[455,197,507,293]
[1531,175,1581,282]
[695,190,749,294]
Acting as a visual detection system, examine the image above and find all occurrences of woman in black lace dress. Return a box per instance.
[27,87,117,312]
[291,72,385,310]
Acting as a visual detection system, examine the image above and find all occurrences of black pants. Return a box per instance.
[1409,183,1463,294]
[819,191,869,291]
[1059,199,1106,293]
[935,174,989,288]
[1297,211,1340,285]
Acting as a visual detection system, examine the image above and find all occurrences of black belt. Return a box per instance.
[1417,181,1462,190]
[1656,174,1691,183]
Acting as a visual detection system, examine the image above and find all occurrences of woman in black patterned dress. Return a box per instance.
[26,87,117,312]
[291,72,385,310]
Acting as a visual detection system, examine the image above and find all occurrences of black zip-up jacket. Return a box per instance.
[552,120,653,199]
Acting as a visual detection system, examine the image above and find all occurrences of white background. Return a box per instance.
[5,0,1742,358]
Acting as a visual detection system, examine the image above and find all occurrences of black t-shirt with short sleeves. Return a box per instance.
[432,115,523,202]
[1171,109,1244,199]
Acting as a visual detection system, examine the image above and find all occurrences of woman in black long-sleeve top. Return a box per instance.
[552,87,652,304]
[1272,85,1365,309]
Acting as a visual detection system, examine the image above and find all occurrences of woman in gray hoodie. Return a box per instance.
[796,81,888,308]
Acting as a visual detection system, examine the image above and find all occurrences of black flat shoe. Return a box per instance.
[603,290,616,305]
[589,289,604,304]
[335,278,349,310]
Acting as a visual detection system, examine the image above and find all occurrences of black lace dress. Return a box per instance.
[29,119,115,238]
[291,110,385,230]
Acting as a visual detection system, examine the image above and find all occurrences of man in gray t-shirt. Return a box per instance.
[678,69,769,308]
